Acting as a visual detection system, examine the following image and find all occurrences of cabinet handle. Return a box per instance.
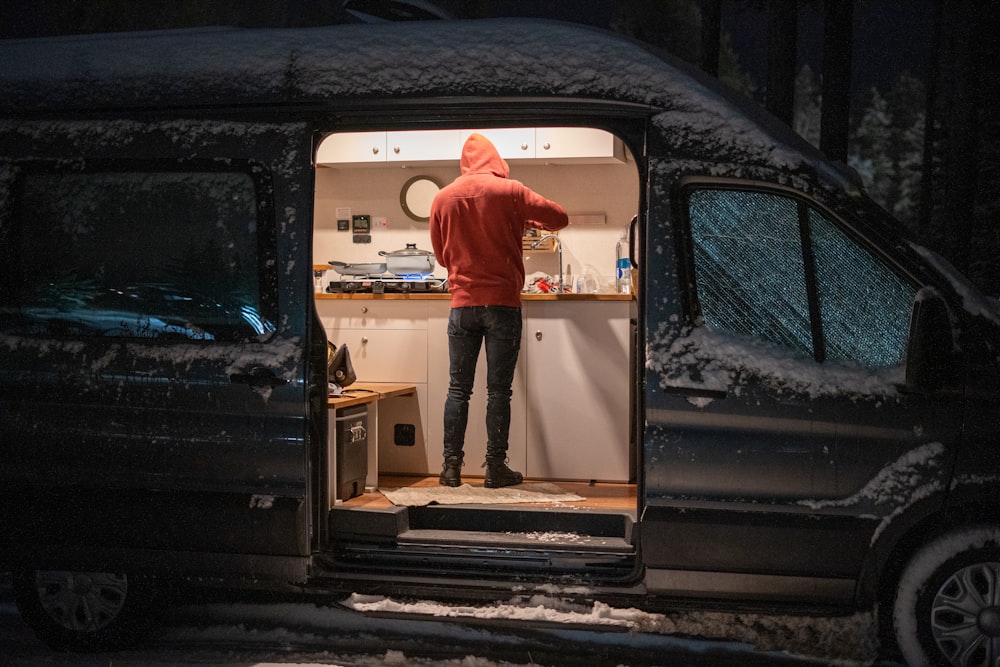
[542,142,551,151]
[520,143,528,151]
[393,146,400,154]
[535,330,543,341]
[361,306,368,314]
[372,146,379,155]
[361,336,369,345]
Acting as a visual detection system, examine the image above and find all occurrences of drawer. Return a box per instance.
[328,328,427,383]
[317,300,429,330]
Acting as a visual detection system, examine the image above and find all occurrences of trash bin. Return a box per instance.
[334,405,368,501]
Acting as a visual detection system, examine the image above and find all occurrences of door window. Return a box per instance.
[0,163,276,341]
[686,187,915,369]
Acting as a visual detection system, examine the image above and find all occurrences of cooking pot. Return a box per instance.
[328,260,387,276]
[379,243,436,275]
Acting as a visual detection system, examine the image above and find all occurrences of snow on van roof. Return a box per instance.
[1,18,823,172]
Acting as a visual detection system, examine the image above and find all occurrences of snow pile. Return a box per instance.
[345,593,879,663]
[646,324,904,400]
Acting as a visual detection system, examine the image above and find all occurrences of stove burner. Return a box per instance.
[325,276,446,294]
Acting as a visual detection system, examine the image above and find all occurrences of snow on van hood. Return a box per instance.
[0,19,825,176]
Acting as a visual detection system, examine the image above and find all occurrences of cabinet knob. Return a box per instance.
[393,146,400,154]
[520,143,528,151]
[361,336,369,345]
[361,306,368,314]
[372,146,379,155]
[542,142,551,151]
[535,330,543,341]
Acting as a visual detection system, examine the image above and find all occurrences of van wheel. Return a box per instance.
[893,525,1000,667]
[12,568,155,651]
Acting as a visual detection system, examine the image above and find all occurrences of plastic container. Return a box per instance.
[615,233,631,294]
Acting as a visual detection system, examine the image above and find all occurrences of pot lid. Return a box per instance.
[381,243,433,256]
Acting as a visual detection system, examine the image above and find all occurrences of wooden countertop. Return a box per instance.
[316,292,633,301]
[328,382,417,409]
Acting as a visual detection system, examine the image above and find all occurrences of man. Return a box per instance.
[430,133,568,488]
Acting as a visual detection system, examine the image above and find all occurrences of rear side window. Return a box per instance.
[0,163,276,341]
[685,187,915,369]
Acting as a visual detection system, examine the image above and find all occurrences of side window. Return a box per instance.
[688,190,813,358]
[0,164,276,341]
[686,187,915,369]
[808,210,915,367]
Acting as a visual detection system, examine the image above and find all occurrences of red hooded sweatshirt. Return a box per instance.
[430,133,568,308]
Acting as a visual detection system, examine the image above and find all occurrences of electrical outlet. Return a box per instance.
[373,216,388,231]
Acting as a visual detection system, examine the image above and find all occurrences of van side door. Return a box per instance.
[640,174,962,601]
[0,119,315,568]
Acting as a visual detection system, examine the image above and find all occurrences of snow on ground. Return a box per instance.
[2,570,893,666]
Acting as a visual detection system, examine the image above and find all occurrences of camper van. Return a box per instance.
[1,18,998,666]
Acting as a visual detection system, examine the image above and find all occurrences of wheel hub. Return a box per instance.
[35,570,129,633]
[979,606,1000,638]
[931,561,1000,665]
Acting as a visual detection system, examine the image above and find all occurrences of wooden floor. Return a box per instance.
[342,474,637,511]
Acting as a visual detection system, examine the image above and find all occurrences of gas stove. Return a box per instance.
[326,275,447,294]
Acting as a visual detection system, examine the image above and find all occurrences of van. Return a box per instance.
[1,18,997,666]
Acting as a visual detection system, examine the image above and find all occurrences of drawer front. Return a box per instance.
[328,328,427,383]
[317,300,429,330]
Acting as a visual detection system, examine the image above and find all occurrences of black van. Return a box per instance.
[1,18,997,666]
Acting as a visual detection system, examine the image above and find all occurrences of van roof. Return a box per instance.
[1,18,828,177]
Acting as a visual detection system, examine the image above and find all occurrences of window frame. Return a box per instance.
[673,176,920,367]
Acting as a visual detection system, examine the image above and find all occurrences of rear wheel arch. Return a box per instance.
[867,497,1000,662]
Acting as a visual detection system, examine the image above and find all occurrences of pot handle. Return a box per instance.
[378,251,388,257]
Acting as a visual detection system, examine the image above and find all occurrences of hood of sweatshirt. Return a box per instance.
[459,133,510,179]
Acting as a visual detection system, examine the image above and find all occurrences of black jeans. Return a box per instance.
[443,306,522,461]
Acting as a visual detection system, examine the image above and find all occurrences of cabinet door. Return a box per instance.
[316,132,387,164]
[525,301,630,481]
[534,127,625,162]
[461,128,535,160]
[386,130,461,162]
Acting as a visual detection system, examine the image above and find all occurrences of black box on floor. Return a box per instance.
[334,404,368,501]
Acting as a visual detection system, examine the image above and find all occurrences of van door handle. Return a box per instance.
[230,367,287,387]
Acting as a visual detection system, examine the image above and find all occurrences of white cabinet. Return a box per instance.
[534,127,625,163]
[523,301,631,481]
[316,128,625,166]
[317,300,432,477]
[318,300,429,383]
[460,128,535,160]
[316,298,631,482]
[386,130,461,162]
[315,131,386,164]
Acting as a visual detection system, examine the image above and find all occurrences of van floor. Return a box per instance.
[341,474,636,512]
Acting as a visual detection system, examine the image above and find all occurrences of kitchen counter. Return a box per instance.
[316,292,633,301]
[328,381,417,409]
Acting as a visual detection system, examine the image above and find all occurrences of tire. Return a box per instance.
[12,568,157,651]
[893,525,1000,667]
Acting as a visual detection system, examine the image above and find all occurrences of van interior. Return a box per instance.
[313,125,642,582]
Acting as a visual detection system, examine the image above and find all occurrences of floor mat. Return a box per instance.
[380,482,585,506]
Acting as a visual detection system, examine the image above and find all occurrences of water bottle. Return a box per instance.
[615,233,631,294]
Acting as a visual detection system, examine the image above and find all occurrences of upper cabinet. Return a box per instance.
[535,127,626,163]
[386,130,461,162]
[316,128,626,167]
[315,131,386,164]
[460,128,536,160]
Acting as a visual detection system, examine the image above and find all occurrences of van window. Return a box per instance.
[0,164,276,341]
[686,188,915,369]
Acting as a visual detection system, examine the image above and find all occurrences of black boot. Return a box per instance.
[483,457,523,488]
[439,455,464,487]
